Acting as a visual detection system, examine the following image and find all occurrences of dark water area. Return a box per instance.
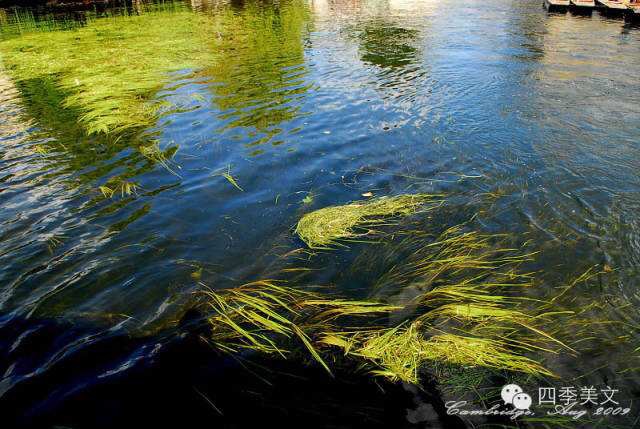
[1,0,640,427]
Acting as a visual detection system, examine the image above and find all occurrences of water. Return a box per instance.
[1,0,640,427]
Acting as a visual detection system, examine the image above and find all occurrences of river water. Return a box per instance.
[1,0,640,427]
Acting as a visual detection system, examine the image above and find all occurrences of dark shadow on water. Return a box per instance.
[0,310,467,429]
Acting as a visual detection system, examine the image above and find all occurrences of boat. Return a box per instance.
[625,1,640,22]
[544,0,570,12]
[597,0,628,12]
[624,0,640,14]
[570,0,596,8]
[570,0,595,13]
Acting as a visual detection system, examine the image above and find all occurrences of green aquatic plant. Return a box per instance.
[46,234,65,253]
[139,142,179,175]
[202,280,332,373]
[320,324,553,384]
[372,224,537,302]
[98,185,115,199]
[201,273,558,385]
[98,181,138,198]
[201,217,579,386]
[295,194,441,249]
[303,299,401,321]
[302,192,314,205]
[0,2,215,135]
[216,165,243,192]
[201,281,403,373]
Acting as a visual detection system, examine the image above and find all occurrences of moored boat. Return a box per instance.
[544,0,570,12]
[624,0,640,13]
[597,0,628,12]
[570,0,596,7]
[570,0,595,13]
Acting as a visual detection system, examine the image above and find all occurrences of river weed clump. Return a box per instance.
[0,3,215,135]
[203,209,578,385]
[201,276,559,384]
[201,280,398,375]
[373,224,537,298]
[320,325,553,384]
[202,281,322,362]
[201,257,561,385]
[295,194,442,249]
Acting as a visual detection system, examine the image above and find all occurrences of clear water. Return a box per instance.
[1,0,640,427]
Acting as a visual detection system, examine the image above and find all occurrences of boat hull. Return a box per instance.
[544,0,570,12]
[625,6,640,21]
[570,0,596,7]
[570,0,595,13]
[597,0,629,12]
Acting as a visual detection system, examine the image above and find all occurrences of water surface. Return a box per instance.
[1,0,640,426]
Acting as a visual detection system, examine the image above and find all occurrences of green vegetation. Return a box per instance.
[201,280,397,375]
[205,0,311,146]
[295,194,442,249]
[202,211,575,385]
[201,273,558,384]
[216,165,244,192]
[202,280,330,372]
[321,327,552,384]
[0,0,311,149]
[371,224,537,300]
[0,3,215,135]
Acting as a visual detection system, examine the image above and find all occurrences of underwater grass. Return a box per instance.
[320,324,553,384]
[204,281,553,383]
[0,2,215,135]
[295,194,442,249]
[201,211,585,386]
[201,280,398,375]
[202,280,316,355]
[201,255,559,385]
[372,224,538,302]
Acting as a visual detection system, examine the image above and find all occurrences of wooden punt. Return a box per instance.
[570,0,595,13]
[544,0,570,11]
[624,0,640,13]
[570,0,596,7]
[597,0,629,11]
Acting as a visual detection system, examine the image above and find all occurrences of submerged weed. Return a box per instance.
[218,165,243,192]
[320,324,552,384]
[202,281,331,374]
[201,235,559,385]
[200,208,588,387]
[98,181,138,199]
[0,3,215,135]
[295,194,441,249]
[99,185,115,199]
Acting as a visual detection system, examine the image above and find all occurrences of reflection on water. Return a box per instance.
[1,0,640,426]
[356,23,419,67]
[206,0,312,149]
